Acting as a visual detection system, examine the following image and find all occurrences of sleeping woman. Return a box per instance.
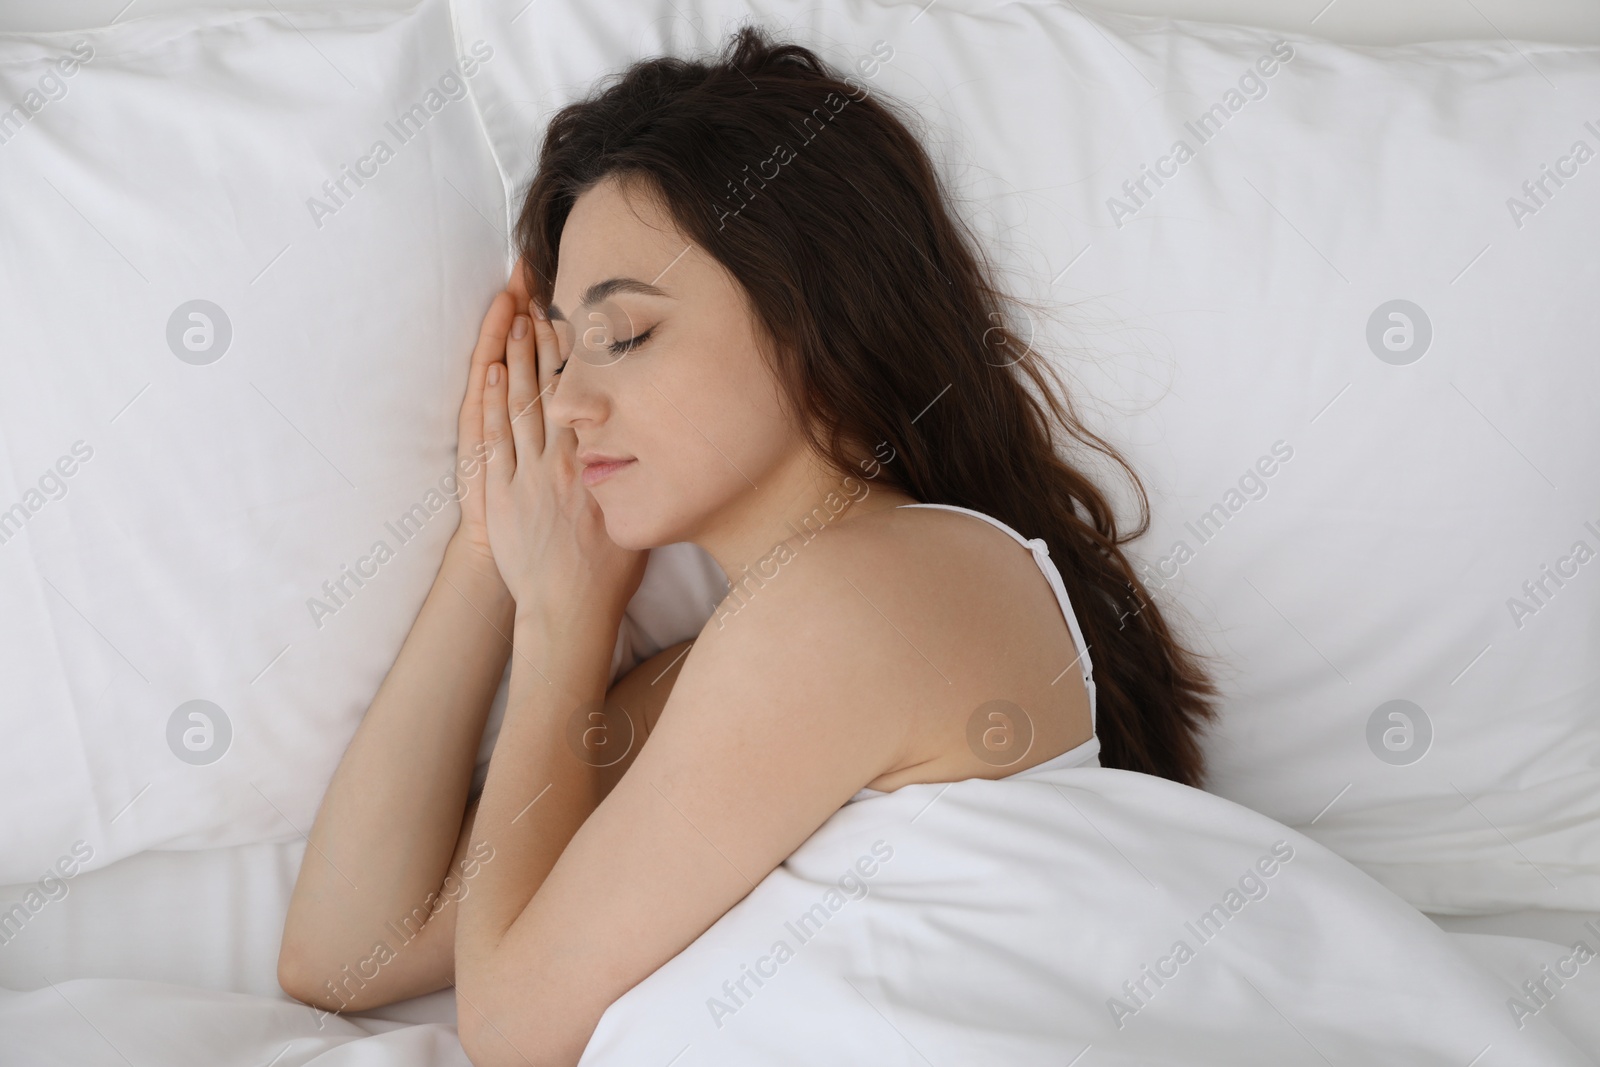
[277,24,1219,1067]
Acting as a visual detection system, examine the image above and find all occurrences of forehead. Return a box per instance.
[553,176,689,310]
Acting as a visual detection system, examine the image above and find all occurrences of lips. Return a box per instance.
[580,455,635,487]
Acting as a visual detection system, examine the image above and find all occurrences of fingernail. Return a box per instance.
[512,315,530,340]
[488,363,502,385]
[532,302,547,321]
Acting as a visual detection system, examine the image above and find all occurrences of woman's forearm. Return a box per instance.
[453,607,617,1062]
[279,532,516,1003]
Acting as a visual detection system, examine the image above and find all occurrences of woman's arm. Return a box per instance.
[453,533,911,1067]
[277,287,522,1011]
[276,263,692,1013]
[592,639,694,801]
[276,536,514,1012]
[278,607,689,1016]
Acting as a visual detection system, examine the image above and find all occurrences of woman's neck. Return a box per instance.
[695,450,913,584]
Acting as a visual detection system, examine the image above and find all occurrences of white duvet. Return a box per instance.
[5,766,1596,1065]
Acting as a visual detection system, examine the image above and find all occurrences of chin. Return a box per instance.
[595,499,662,552]
[597,483,708,552]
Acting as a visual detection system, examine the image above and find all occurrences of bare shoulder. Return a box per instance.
[685,514,928,701]
[779,503,1095,791]
[708,502,1028,625]
[625,501,1093,797]
[797,502,1075,652]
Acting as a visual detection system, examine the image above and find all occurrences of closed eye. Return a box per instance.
[608,324,655,357]
[554,325,656,376]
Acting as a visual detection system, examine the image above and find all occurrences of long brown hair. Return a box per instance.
[513,24,1221,786]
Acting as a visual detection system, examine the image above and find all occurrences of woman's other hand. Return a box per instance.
[481,293,649,630]
[450,287,518,585]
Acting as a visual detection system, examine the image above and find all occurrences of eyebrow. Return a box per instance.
[545,277,671,322]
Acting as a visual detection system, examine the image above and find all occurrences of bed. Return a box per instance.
[2,0,1597,1062]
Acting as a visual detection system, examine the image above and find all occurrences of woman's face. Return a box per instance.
[542,174,805,553]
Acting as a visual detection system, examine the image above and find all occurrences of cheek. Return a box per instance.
[614,338,794,537]
[680,341,791,474]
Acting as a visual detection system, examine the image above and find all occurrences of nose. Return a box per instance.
[545,302,632,429]
[542,336,607,431]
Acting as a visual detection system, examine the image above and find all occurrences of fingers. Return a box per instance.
[529,302,565,384]
[482,355,515,494]
[470,290,516,382]
[528,302,567,440]
[461,291,514,454]
[506,307,545,462]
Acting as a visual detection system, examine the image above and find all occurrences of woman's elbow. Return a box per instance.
[276,906,330,1003]
[277,942,341,1012]
[457,1017,550,1067]
[456,988,590,1067]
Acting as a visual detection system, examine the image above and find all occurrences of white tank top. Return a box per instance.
[848,502,1100,803]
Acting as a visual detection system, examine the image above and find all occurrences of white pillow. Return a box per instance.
[0,0,725,883]
[454,0,1600,913]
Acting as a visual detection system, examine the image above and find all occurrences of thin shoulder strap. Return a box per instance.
[898,503,1097,728]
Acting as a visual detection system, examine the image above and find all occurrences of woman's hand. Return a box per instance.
[481,294,649,630]
[450,287,519,584]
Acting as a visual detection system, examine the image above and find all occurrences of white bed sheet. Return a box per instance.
[4,803,1598,1060]
[6,812,1598,1015]
[0,839,456,1028]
